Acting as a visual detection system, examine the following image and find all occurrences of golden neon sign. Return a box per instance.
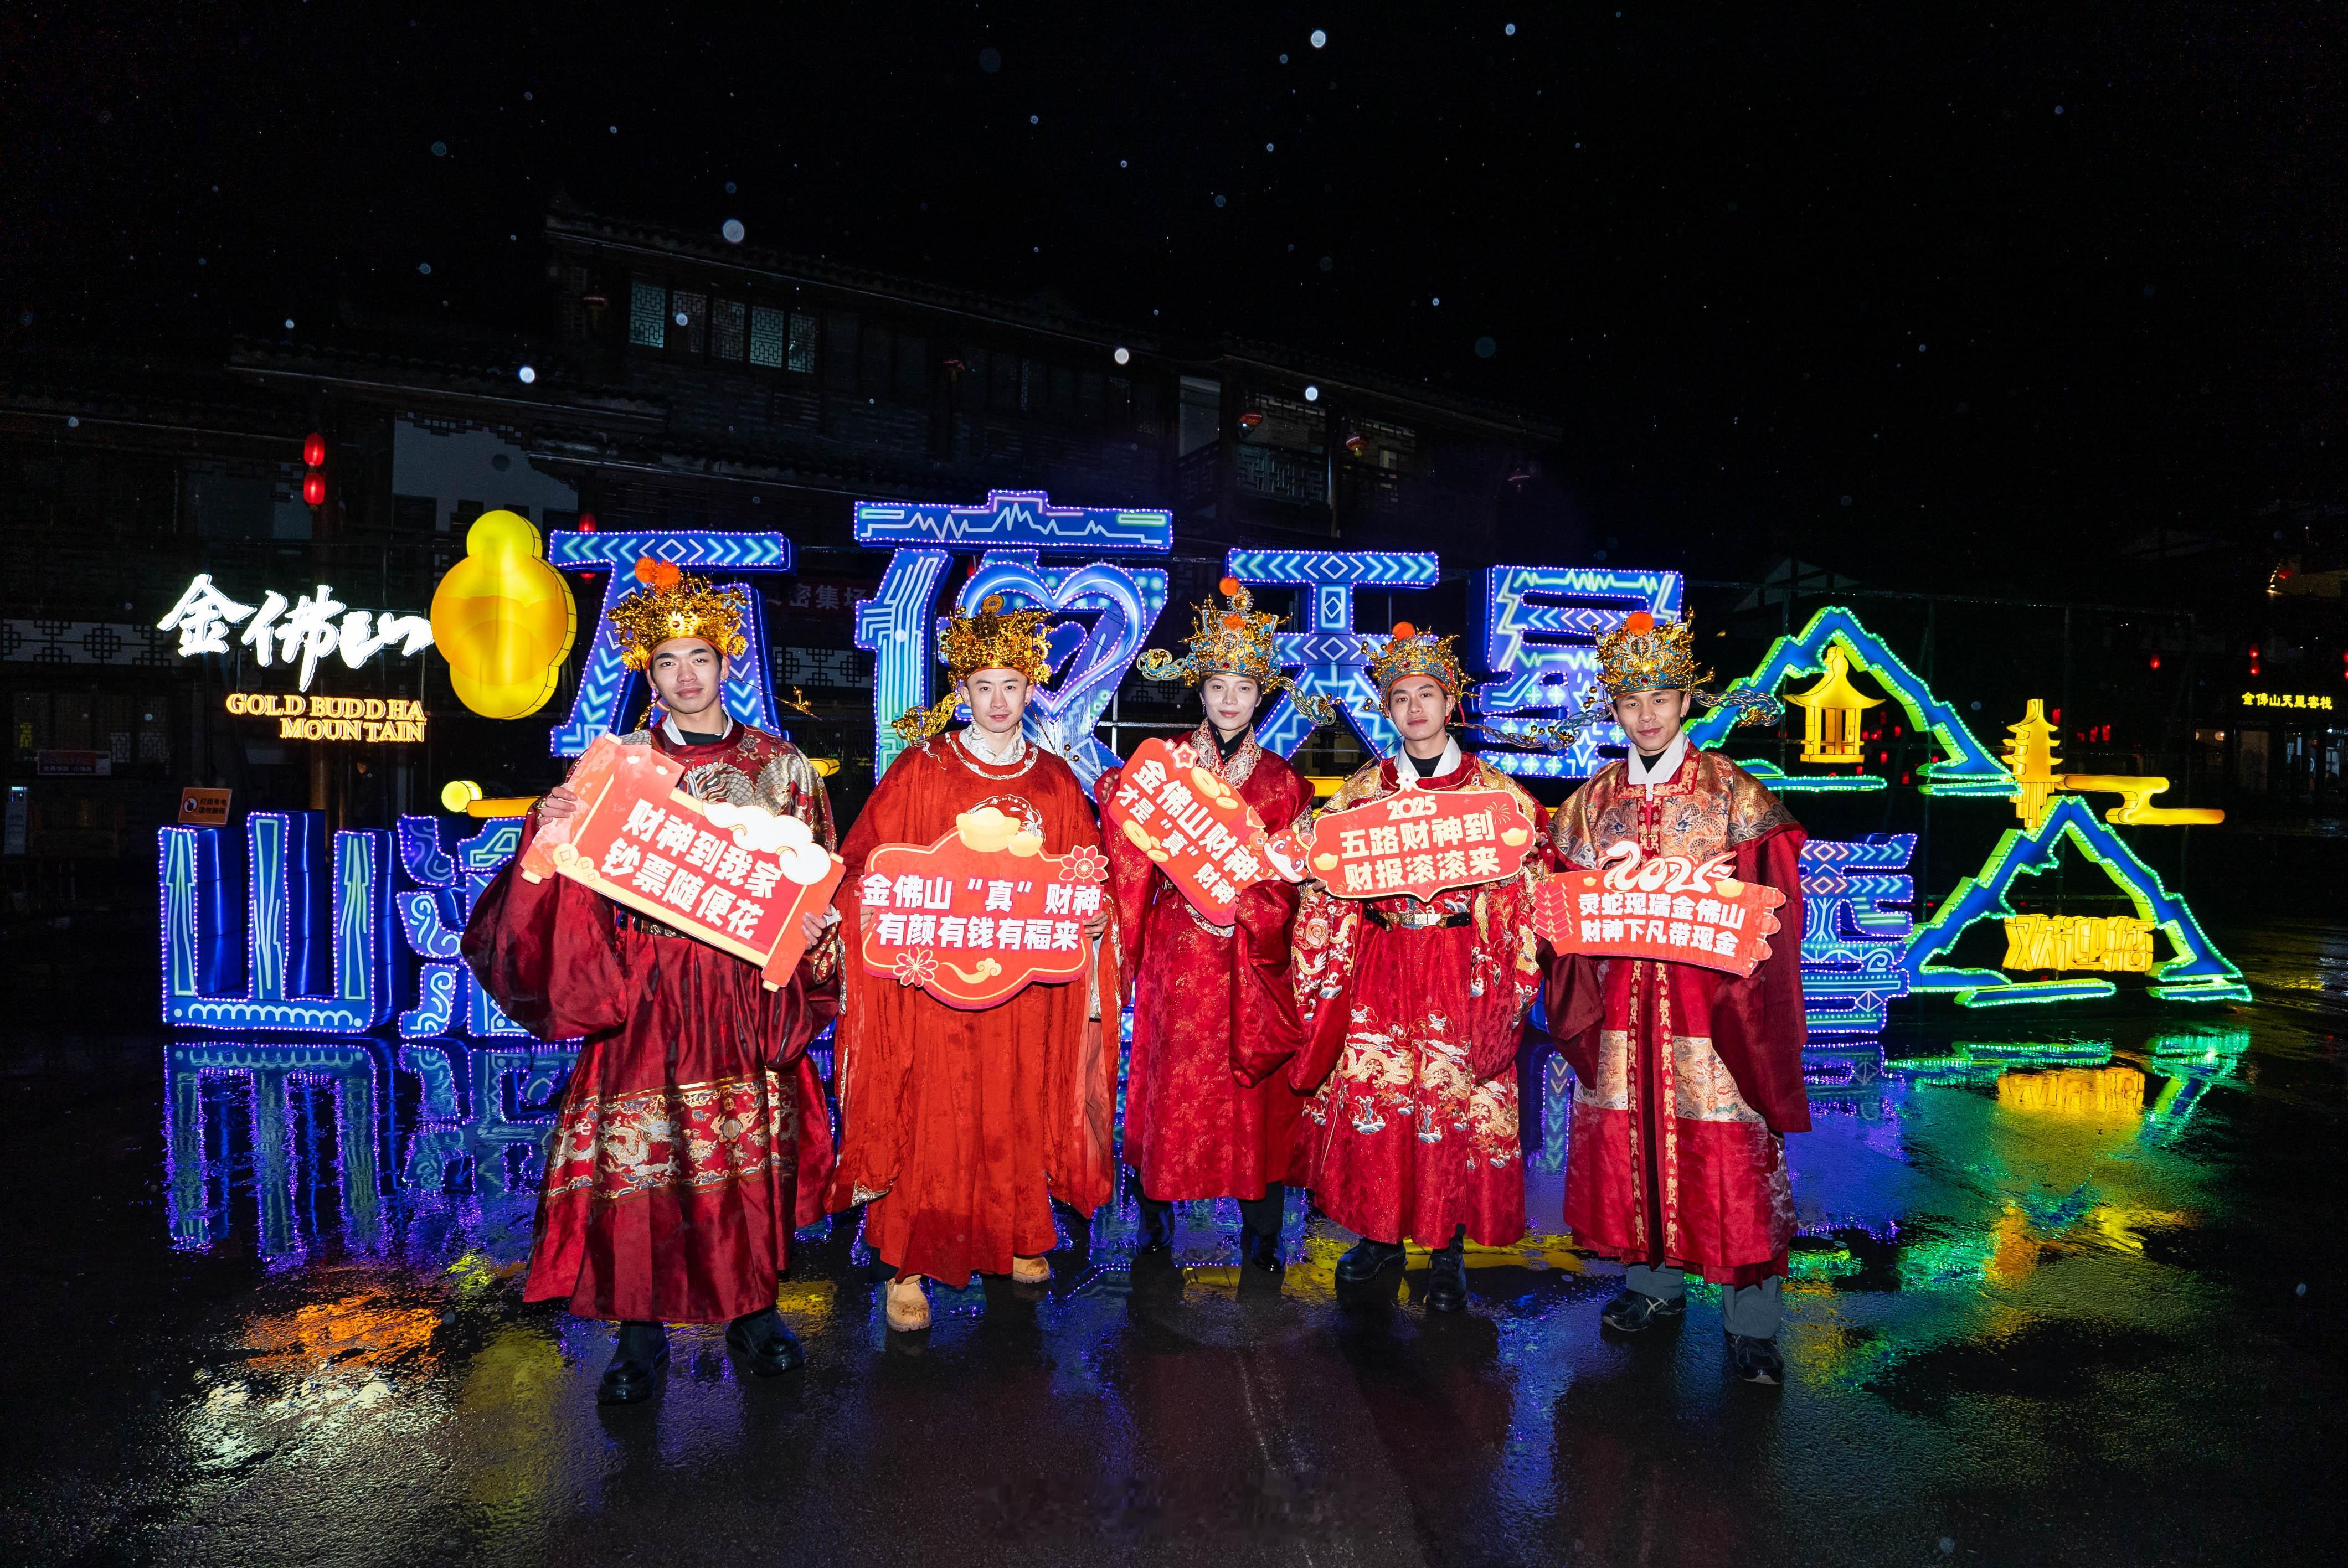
[2000,914,2156,974]
[2239,692,2335,711]
[224,692,429,743]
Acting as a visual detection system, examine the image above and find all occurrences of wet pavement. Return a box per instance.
[7,916,2347,1566]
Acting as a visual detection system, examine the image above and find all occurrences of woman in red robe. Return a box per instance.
[1545,610,1808,1385]
[828,596,1117,1332]
[465,563,839,1404]
[1289,628,1549,1314]
[1100,579,1316,1271]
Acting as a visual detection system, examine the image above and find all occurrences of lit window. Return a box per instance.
[673,291,708,355]
[628,281,667,348]
[712,298,747,362]
[787,313,818,373]
[749,306,787,368]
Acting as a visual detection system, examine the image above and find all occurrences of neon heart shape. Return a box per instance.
[957,555,1167,790]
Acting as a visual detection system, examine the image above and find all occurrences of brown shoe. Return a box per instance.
[1011,1253,1053,1285]
[884,1275,931,1332]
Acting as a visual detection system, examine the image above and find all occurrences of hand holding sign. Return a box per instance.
[1100,736,1289,923]
[1533,839,1786,979]
[518,735,845,989]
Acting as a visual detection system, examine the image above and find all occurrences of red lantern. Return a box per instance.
[1238,410,1264,430]
[301,471,326,507]
[302,432,326,468]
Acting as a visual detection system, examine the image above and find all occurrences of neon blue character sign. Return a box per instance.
[1471,565,1684,777]
[545,528,796,756]
[853,491,1173,786]
[1222,548,1441,758]
[158,812,394,1032]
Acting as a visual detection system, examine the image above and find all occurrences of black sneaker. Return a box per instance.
[1598,1288,1686,1334]
[1335,1239,1407,1282]
[1136,1198,1174,1255]
[1243,1229,1284,1273]
[725,1307,805,1376]
[1424,1247,1469,1313]
[1727,1333,1784,1385]
[598,1321,670,1405]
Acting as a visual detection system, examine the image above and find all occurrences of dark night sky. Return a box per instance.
[3,2,2339,590]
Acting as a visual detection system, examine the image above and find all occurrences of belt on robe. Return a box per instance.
[622,910,693,940]
[1363,907,1471,931]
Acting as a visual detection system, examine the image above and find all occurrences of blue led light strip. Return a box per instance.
[854,491,1172,553]
[1798,834,1916,1034]
[1470,565,1683,778]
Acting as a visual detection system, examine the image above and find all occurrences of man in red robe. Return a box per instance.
[1101,577,1318,1273]
[1546,610,1808,1385]
[465,560,839,1404]
[830,595,1116,1332]
[1289,626,1549,1313]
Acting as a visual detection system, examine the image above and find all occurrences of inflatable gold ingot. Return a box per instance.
[1006,829,1045,858]
[1713,876,1745,897]
[1500,826,1531,847]
[429,509,578,720]
[954,806,1023,853]
[1313,852,1341,872]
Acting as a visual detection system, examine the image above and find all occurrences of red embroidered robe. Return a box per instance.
[827,734,1118,1285]
[1096,724,1314,1203]
[464,723,841,1323]
[1289,751,1548,1248]
[1546,747,1809,1286]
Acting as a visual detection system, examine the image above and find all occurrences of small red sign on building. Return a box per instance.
[1101,736,1285,923]
[519,735,845,989]
[1532,841,1787,979]
[1304,786,1537,902]
[853,808,1108,1009]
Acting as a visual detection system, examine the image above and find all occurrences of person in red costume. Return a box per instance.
[830,595,1117,1333]
[1289,626,1549,1313]
[464,559,840,1405]
[1545,610,1808,1385]
[1101,578,1322,1273]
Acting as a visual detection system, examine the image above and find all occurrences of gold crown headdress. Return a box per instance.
[892,593,1055,742]
[1363,622,1466,699]
[1594,611,1782,728]
[1138,576,1290,690]
[608,558,750,672]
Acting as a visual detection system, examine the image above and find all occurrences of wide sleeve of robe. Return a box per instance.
[1039,766,1116,1218]
[462,808,632,1043]
[1705,823,1811,1134]
[827,747,921,1209]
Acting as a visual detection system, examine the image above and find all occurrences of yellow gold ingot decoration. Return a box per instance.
[429,510,578,720]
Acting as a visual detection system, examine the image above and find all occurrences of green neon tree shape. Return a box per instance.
[1685,605,2013,795]
[1900,795,2248,1006]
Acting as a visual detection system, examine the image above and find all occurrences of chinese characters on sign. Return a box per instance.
[519,736,844,988]
[1102,737,1288,922]
[856,806,1108,1009]
[2239,692,2335,711]
[2000,913,2156,974]
[1304,787,1536,902]
[1533,841,1787,980]
[158,574,435,692]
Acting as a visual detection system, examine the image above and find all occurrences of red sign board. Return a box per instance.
[1304,786,1536,901]
[854,811,1109,1009]
[1532,842,1787,979]
[518,735,845,989]
[1101,736,1285,923]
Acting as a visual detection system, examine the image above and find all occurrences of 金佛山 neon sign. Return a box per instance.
[2239,692,2335,711]
[225,692,429,742]
[158,575,435,691]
